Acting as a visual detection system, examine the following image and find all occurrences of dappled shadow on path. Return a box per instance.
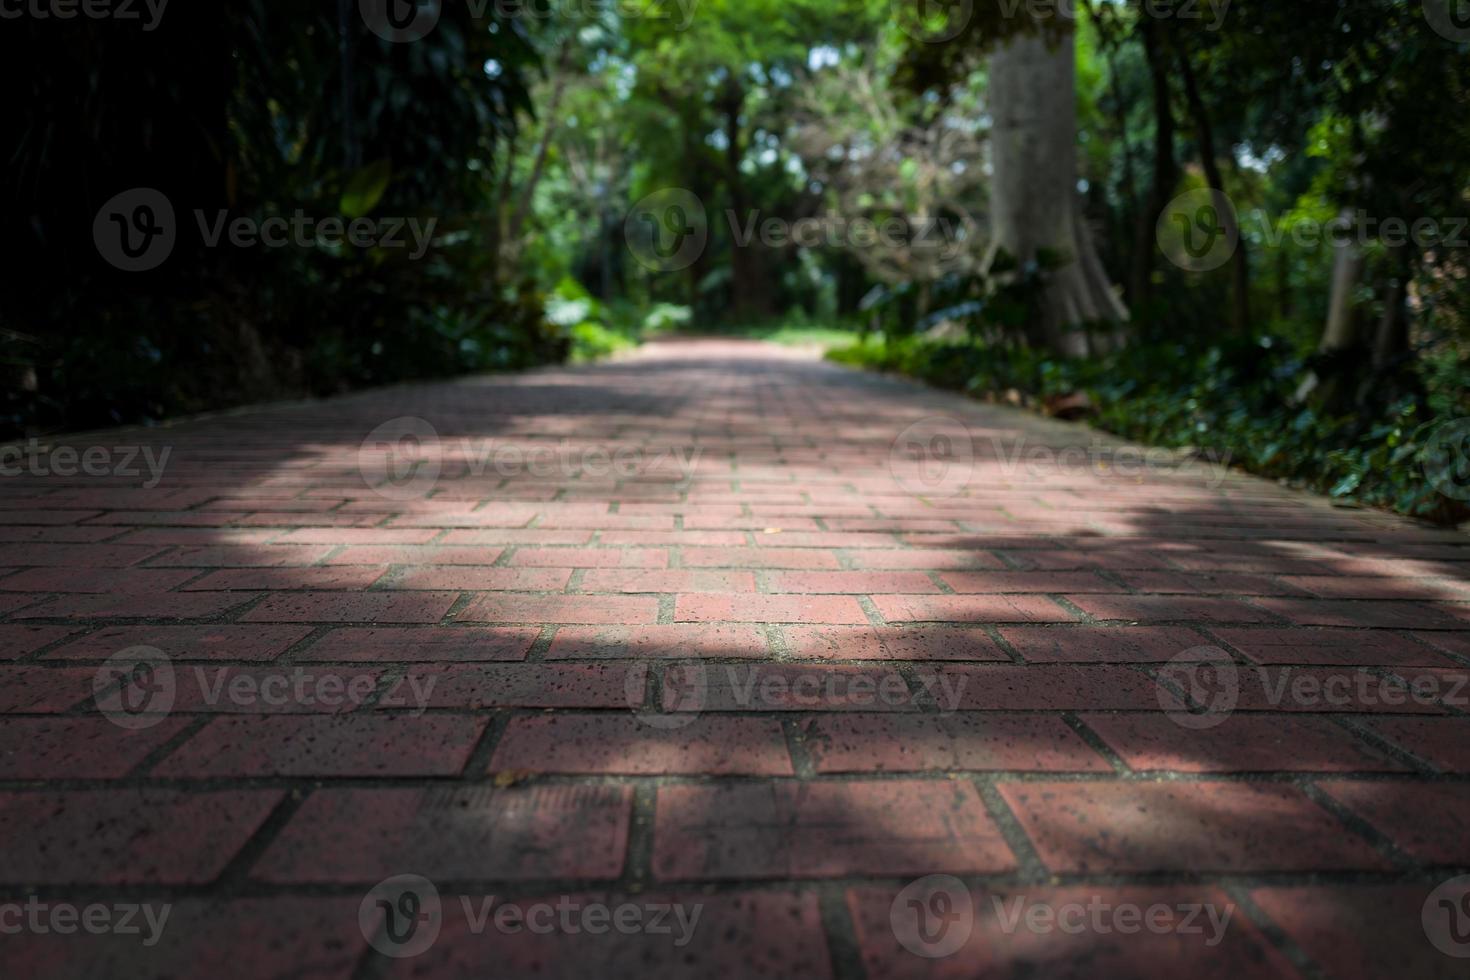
[1,339,1468,977]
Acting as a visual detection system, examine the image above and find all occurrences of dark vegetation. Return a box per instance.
[2,1,1467,520]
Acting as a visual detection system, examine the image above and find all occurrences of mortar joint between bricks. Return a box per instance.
[127,714,213,778]
[490,624,553,664]
[816,882,866,979]
[368,564,410,589]
[926,570,955,594]
[897,664,943,714]
[463,711,512,779]
[974,779,1052,886]
[440,591,478,624]
[856,595,887,629]
[277,624,335,663]
[781,717,818,778]
[994,549,1026,570]
[1218,883,1328,980]
[1298,780,1420,873]
[1048,594,1095,623]
[1327,715,1442,776]
[763,622,792,660]
[359,663,410,709]
[1059,713,1131,775]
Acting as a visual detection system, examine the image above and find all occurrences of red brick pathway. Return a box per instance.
[3,338,1470,978]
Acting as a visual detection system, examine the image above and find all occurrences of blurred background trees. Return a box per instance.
[2,0,1468,518]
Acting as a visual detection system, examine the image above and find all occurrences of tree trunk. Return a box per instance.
[987,26,1128,357]
[1295,209,1364,404]
[1177,46,1250,334]
[722,83,772,319]
[1129,19,1177,315]
[1370,246,1413,371]
[1276,246,1292,319]
[1321,216,1365,354]
[488,130,518,279]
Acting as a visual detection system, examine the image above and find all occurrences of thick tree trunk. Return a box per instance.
[1295,209,1364,404]
[987,27,1128,357]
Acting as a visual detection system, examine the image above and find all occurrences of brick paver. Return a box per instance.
[2,338,1469,976]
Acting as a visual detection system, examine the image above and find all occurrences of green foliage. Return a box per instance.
[570,322,636,363]
[830,334,1470,524]
[339,160,393,219]
[1,3,560,437]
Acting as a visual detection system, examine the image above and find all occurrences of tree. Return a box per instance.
[987,22,1128,355]
[899,5,1129,356]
